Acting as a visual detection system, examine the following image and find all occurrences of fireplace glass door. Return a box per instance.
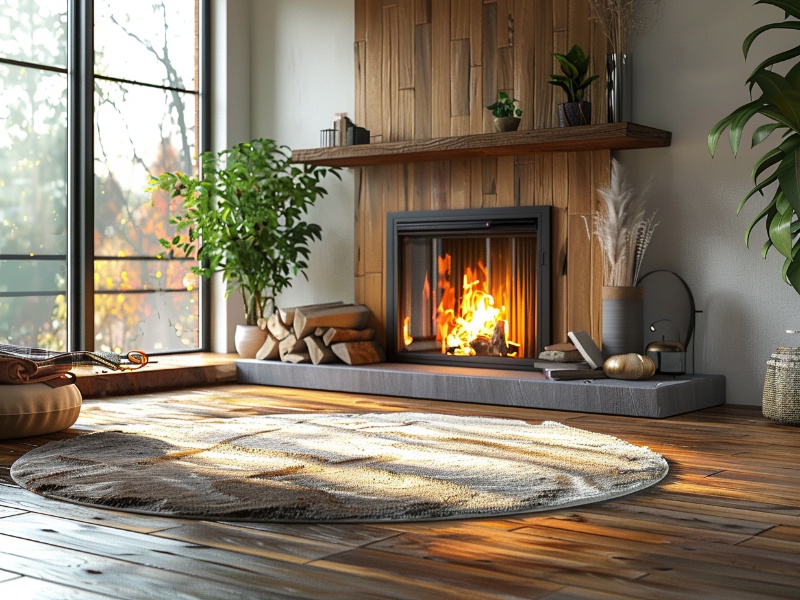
[387,207,550,369]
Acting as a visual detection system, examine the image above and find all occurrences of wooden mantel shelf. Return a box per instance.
[291,122,671,167]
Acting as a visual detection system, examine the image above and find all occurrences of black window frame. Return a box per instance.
[63,0,211,352]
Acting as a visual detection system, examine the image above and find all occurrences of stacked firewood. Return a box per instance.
[255,302,386,366]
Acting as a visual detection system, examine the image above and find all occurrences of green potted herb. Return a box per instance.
[708,0,800,294]
[146,138,340,357]
[486,91,523,132]
[548,44,599,126]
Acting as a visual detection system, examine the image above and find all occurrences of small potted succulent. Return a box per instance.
[486,91,523,132]
[548,44,599,127]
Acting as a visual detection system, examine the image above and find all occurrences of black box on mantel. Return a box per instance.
[347,125,370,145]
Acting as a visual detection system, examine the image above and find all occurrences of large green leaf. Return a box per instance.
[731,102,771,155]
[749,69,791,96]
[769,207,794,257]
[743,20,800,58]
[771,89,800,130]
[762,237,775,259]
[554,54,579,79]
[761,106,798,129]
[783,243,800,292]
[738,167,781,214]
[786,62,800,89]
[752,122,783,147]
[745,194,779,246]
[749,44,800,81]
[708,100,763,156]
[754,136,800,184]
[777,146,800,213]
[756,0,800,20]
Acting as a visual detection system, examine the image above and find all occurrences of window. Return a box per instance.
[0,0,208,354]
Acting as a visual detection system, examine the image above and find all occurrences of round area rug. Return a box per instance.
[11,412,668,522]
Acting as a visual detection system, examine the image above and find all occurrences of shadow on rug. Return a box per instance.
[11,412,668,522]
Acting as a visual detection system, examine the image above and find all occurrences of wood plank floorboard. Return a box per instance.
[0,380,798,599]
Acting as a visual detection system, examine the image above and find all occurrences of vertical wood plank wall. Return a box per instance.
[353,0,610,348]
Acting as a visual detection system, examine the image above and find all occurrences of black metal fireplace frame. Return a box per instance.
[386,206,551,370]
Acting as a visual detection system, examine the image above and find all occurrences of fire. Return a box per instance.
[436,257,518,357]
[403,316,414,347]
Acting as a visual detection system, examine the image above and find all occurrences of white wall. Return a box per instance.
[211,0,354,352]
[250,0,356,309]
[210,0,254,353]
[621,0,800,404]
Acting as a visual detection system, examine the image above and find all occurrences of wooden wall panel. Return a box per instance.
[398,0,415,89]
[382,5,399,141]
[354,0,611,348]
[413,24,432,140]
[450,40,470,117]
[430,0,451,138]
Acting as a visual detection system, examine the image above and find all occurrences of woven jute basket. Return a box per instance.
[762,346,800,425]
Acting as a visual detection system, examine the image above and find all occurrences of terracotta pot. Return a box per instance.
[234,324,269,358]
[557,101,591,127]
[493,116,521,132]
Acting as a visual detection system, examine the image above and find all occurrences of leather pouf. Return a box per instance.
[0,381,82,440]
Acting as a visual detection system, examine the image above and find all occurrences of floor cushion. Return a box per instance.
[0,380,82,439]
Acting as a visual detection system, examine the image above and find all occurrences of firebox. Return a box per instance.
[386,206,551,370]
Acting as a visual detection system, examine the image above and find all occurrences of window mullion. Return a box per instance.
[67,0,94,351]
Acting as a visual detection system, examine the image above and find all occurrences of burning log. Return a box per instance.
[469,336,493,356]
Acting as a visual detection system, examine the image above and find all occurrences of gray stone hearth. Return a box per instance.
[236,360,725,419]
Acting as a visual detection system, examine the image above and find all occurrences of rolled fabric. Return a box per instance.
[0,356,71,385]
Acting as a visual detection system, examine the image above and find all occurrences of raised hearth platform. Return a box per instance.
[236,360,725,419]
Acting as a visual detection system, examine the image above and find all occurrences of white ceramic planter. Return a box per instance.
[234,324,269,358]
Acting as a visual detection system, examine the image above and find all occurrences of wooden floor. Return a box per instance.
[0,377,798,599]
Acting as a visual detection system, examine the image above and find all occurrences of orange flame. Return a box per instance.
[436,256,518,357]
[403,316,414,347]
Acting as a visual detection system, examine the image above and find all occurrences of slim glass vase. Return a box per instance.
[607,53,632,123]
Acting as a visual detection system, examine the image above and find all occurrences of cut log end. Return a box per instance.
[331,341,386,365]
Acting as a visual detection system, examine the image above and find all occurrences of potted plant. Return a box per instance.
[708,0,800,294]
[486,91,523,132]
[548,44,599,127]
[146,138,340,357]
[708,0,800,423]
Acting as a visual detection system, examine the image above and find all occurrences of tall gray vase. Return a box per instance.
[607,53,632,123]
[602,286,644,358]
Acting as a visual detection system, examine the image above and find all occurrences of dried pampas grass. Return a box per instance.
[585,159,657,287]
[588,0,661,53]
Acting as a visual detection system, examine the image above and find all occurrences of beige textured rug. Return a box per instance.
[11,412,668,522]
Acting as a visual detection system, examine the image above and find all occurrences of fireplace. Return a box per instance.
[386,207,551,370]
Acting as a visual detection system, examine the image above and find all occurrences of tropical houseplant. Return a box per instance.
[147,138,340,354]
[708,0,800,295]
[548,44,600,126]
[486,91,523,132]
